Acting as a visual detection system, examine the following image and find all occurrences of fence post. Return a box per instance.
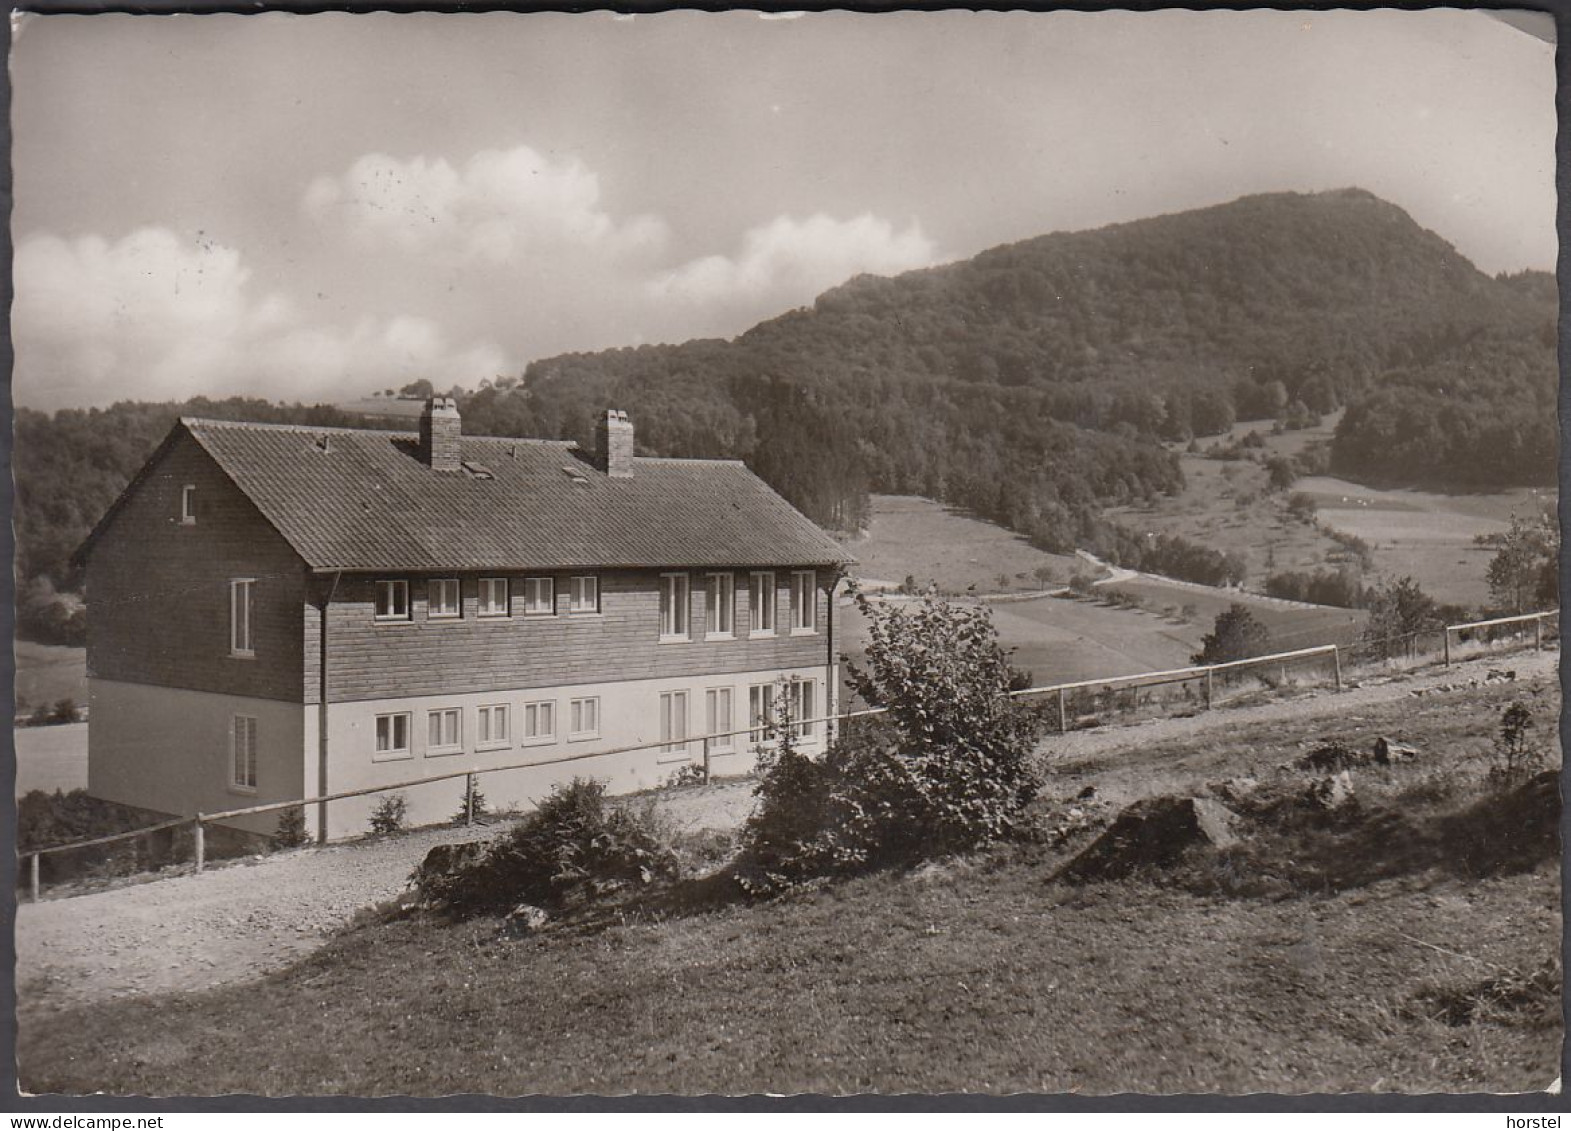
[465,772,476,826]
[1443,628,1451,668]
[702,736,712,783]
[1057,688,1067,735]
[193,817,206,873]
[1332,647,1342,693]
[1535,617,1543,652]
[1204,668,1214,710]
[30,853,40,903]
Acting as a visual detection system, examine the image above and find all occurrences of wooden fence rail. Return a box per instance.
[19,607,1557,901]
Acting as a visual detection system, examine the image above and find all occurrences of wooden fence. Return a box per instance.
[18,608,1557,901]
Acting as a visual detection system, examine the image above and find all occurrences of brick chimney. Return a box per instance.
[418,396,462,472]
[595,409,635,479]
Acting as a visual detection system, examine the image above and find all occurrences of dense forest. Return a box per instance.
[13,188,1558,643]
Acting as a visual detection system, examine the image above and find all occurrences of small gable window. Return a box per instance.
[180,485,197,525]
[230,579,255,658]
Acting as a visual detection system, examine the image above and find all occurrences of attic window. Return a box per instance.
[561,466,589,485]
[180,485,196,525]
[461,460,493,480]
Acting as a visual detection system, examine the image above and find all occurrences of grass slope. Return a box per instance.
[20,675,1561,1096]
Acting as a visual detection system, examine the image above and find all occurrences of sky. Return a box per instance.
[8,9,1558,412]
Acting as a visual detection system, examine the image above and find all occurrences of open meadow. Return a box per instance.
[1295,476,1553,608]
[846,496,1366,688]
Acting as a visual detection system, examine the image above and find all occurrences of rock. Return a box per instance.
[1372,736,1420,764]
[1306,769,1356,810]
[500,903,550,939]
[1297,742,1367,772]
[1052,795,1242,884]
[1076,785,1098,801]
[1209,776,1260,808]
[411,841,486,887]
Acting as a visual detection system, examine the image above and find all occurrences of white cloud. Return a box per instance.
[12,228,508,409]
[647,213,937,316]
[302,146,669,265]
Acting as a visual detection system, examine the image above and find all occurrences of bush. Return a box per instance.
[734,589,1043,894]
[415,777,679,917]
[1361,576,1439,659]
[270,806,309,850]
[368,794,408,836]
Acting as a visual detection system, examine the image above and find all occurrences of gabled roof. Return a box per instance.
[77,417,855,573]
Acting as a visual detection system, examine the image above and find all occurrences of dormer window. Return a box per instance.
[180,485,196,525]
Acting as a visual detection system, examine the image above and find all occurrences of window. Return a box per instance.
[375,580,410,621]
[374,712,412,761]
[787,678,817,741]
[230,579,255,657]
[748,683,776,743]
[569,697,600,740]
[790,571,816,633]
[524,577,555,616]
[180,484,196,525]
[477,704,510,749]
[705,687,734,751]
[522,700,556,745]
[705,573,735,638]
[427,578,461,620]
[660,573,690,639]
[749,572,776,635]
[565,575,599,614]
[427,708,462,755]
[659,690,689,758]
[231,715,257,791]
[478,577,510,618]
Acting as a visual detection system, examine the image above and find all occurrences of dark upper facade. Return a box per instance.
[76,403,856,705]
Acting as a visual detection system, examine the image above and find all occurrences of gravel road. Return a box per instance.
[15,650,1553,1019]
[16,777,759,1019]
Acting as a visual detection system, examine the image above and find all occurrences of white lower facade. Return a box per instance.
[89,662,836,841]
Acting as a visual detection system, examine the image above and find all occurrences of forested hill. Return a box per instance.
[519,189,1556,507]
[13,189,1557,644]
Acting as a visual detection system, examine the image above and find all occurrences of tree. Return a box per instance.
[1486,513,1558,615]
[1191,604,1271,666]
[1362,576,1439,659]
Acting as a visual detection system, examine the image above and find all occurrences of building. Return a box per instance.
[73,400,854,840]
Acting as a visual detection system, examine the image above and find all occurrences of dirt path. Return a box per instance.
[15,779,758,1020]
[15,651,1552,1019]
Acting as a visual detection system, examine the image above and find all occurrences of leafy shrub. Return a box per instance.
[415,777,679,917]
[270,806,309,850]
[1361,576,1438,659]
[735,589,1043,894]
[368,793,408,836]
[662,763,708,789]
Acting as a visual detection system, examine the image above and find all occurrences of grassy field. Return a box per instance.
[845,497,1366,688]
[1295,476,1553,608]
[15,641,88,714]
[846,494,1080,593]
[19,674,1560,1096]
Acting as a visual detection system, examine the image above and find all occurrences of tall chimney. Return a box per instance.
[418,396,462,472]
[595,409,635,479]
